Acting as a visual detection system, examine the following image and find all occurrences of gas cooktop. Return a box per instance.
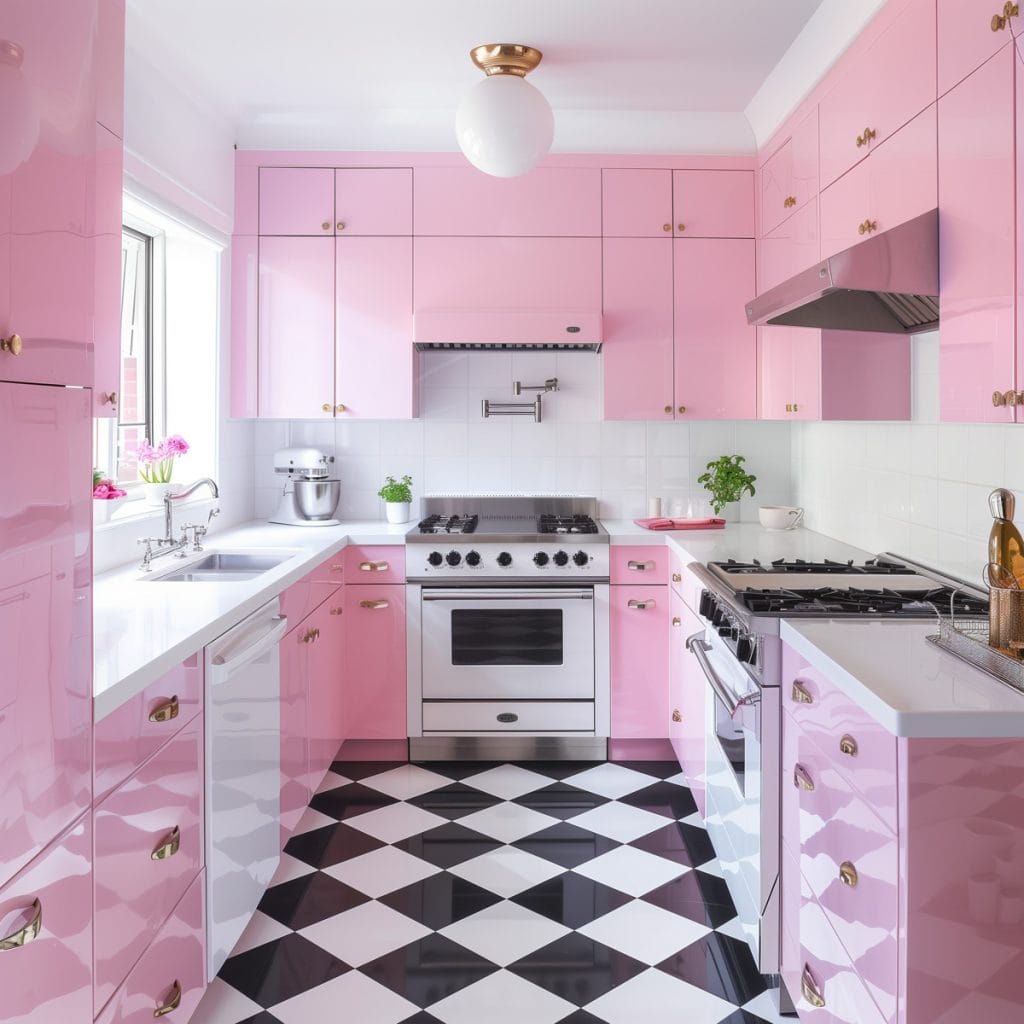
[711,556,917,575]
[732,585,988,618]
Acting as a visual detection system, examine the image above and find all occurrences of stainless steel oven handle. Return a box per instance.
[421,589,593,601]
[685,631,760,719]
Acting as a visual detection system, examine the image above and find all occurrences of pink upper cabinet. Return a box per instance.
[601,168,673,237]
[335,236,414,418]
[674,238,756,419]
[673,170,755,238]
[259,167,336,235]
[938,46,1016,422]
[610,584,669,739]
[92,123,124,416]
[938,0,1018,96]
[602,238,674,420]
[415,166,601,236]
[758,327,821,421]
[96,0,126,138]
[334,168,412,235]
[758,197,820,292]
[230,234,259,418]
[760,111,819,236]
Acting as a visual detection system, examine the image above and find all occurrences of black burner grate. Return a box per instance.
[537,514,600,535]
[713,556,915,575]
[416,513,479,535]
[736,585,988,617]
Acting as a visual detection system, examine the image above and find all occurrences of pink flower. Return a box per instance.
[163,435,189,456]
[134,439,157,464]
[93,482,127,500]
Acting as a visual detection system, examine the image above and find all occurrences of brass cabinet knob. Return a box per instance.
[0,897,42,950]
[677,405,687,414]
[858,219,878,235]
[672,572,682,582]
[801,966,825,1008]
[302,627,319,644]
[855,126,877,148]
[662,223,671,232]
[671,616,682,626]
[839,733,859,756]
[154,980,183,1018]
[664,405,673,414]
[792,402,799,412]
[0,334,23,356]
[322,403,333,413]
[151,825,181,861]
[671,708,682,722]
[321,221,331,231]
[101,391,118,407]
[994,390,1007,407]
[839,860,859,887]
[336,221,346,231]
[793,763,815,791]
[336,403,347,413]
[791,679,814,704]
[783,195,797,208]
[149,695,179,723]
[360,599,390,610]
[677,223,686,232]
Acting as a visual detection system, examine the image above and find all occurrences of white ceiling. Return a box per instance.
[125,0,881,155]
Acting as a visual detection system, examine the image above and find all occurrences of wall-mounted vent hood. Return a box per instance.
[414,309,602,351]
[745,209,938,334]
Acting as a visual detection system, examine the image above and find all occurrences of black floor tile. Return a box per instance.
[219,933,350,1006]
[329,761,406,781]
[394,821,503,868]
[410,761,503,781]
[309,782,399,821]
[655,931,769,1004]
[510,782,612,819]
[238,1015,283,1024]
[641,870,738,927]
[511,821,620,870]
[618,780,698,819]
[258,871,369,928]
[408,782,504,819]
[397,1013,445,1024]
[718,1011,778,1024]
[526,761,605,781]
[380,872,502,930]
[556,1012,609,1024]
[612,760,682,780]
[284,821,387,868]
[511,872,632,929]
[628,820,709,867]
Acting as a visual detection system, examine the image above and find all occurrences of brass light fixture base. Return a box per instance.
[469,43,543,78]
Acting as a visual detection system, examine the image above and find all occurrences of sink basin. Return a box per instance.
[148,551,293,582]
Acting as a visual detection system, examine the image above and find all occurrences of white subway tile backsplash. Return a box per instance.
[424,421,469,458]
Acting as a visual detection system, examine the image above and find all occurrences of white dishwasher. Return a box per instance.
[204,597,288,979]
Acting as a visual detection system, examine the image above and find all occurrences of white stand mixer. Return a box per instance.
[269,447,341,526]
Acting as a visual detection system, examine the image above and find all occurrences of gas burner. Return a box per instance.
[713,556,915,575]
[735,585,988,617]
[537,513,599,535]
[416,513,479,535]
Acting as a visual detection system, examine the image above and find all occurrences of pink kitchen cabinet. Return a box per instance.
[937,0,1020,96]
[760,111,819,237]
[96,0,126,138]
[230,234,259,418]
[306,594,346,785]
[610,584,669,739]
[610,545,671,584]
[279,621,312,839]
[758,327,821,421]
[674,238,756,419]
[601,168,674,237]
[259,166,336,235]
[340,544,407,584]
[673,169,755,238]
[92,122,124,416]
[669,591,706,817]
[334,167,412,235]
[758,198,820,293]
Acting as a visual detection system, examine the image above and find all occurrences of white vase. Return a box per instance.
[385,501,411,524]
[144,482,182,507]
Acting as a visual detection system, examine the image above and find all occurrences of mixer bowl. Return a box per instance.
[293,479,340,520]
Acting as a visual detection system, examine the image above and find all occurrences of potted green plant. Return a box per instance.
[697,454,756,518]
[378,474,414,524]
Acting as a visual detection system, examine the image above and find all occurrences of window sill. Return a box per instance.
[93,494,217,533]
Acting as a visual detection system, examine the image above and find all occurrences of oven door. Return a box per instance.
[421,588,595,699]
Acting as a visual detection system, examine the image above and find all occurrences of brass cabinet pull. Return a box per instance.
[677,405,687,414]
[662,223,671,232]
[786,403,793,413]
[336,403,347,413]
[627,598,656,610]
[321,221,331,231]
[839,860,859,887]
[994,389,1023,407]
[783,195,797,208]
[671,708,682,722]
[149,696,179,723]
[336,221,347,231]
[663,404,673,414]
[154,979,183,1018]
[793,763,815,791]
[360,599,389,610]
[839,733,859,756]
[302,627,320,643]
[855,126,877,148]
[672,572,682,582]
[627,560,654,571]
[101,391,118,407]
[329,606,343,615]
[791,680,814,705]
[671,616,682,626]
[0,898,42,951]
[858,219,878,235]
[677,223,685,232]
[360,560,390,572]
[151,826,181,861]
[0,334,23,356]
[993,2,1019,30]
[321,403,333,413]
[801,965,825,1008]
[792,402,799,412]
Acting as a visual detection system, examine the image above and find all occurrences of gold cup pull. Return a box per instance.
[360,560,390,572]
[154,979,183,1018]
[0,898,42,951]
[671,708,682,722]
[839,860,859,887]
[336,221,347,231]
[322,403,333,413]
[360,599,389,610]
[783,195,797,208]
[786,403,793,412]
[793,763,815,791]
[151,825,181,861]
[627,598,656,610]
[791,680,814,705]
[149,695,179,723]
[839,734,859,756]
[662,223,671,232]
[672,616,682,626]
[0,334,23,356]
[801,965,825,1008]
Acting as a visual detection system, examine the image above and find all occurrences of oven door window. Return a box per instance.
[450,609,563,666]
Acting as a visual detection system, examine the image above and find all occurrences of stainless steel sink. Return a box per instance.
[148,551,293,582]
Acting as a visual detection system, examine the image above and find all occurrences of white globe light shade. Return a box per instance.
[456,74,554,178]
[0,44,38,176]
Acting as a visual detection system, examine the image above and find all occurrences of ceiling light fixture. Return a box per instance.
[0,41,39,176]
[455,43,554,178]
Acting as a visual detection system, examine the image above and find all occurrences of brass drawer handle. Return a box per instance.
[360,599,389,610]
[839,734,858,756]
[672,572,682,582]
[783,195,797,208]
[302,628,320,643]
[671,708,682,722]
[672,616,682,626]
[359,560,390,572]
[858,218,878,235]
[149,696,179,723]
[154,979,182,1018]
[0,898,42,951]
[0,334,23,356]
[993,2,1019,30]
[151,826,181,861]
[329,606,343,615]
[627,560,654,571]
[839,860,859,887]
[101,391,118,406]
[791,680,813,705]
[855,126,877,148]
[793,763,815,791]
[628,598,656,610]
[801,965,825,1008]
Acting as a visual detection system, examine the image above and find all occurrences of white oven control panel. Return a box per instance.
[406,542,609,580]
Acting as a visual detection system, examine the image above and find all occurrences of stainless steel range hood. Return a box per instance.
[745,209,938,334]
[414,309,602,351]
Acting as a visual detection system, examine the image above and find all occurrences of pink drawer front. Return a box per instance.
[0,816,92,1024]
[783,645,897,832]
[279,569,340,626]
[94,655,203,802]
[340,544,406,584]
[94,718,204,1014]
[95,872,206,1024]
[610,545,670,584]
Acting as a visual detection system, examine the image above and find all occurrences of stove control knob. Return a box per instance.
[572,550,589,567]
[533,551,549,567]
[445,550,462,566]
[497,552,513,567]
[699,591,715,619]
[711,607,726,628]
[465,550,481,567]
[427,551,443,567]
[736,636,755,664]
[553,550,569,567]
[719,625,737,640]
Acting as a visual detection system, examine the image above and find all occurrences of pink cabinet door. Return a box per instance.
[258,236,335,418]
[96,0,126,137]
[602,238,674,419]
[279,623,311,839]
[791,329,823,420]
[758,327,797,420]
[761,112,819,236]
[674,238,756,419]
[938,0,1015,96]
[335,237,414,418]
[335,168,412,235]
[610,545,671,584]
[601,168,673,237]
[307,595,346,784]
[259,167,335,236]
[230,234,259,418]
[415,166,601,236]
[819,161,870,260]
[672,594,706,817]
[93,718,204,1014]
[0,383,91,884]
[0,816,92,1024]
[343,585,407,740]
[92,122,123,415]
[758,198,820,292]
[868,104,938,236]
[673,170,754,238]
[610,585,669,739]
[938,46,1016,422]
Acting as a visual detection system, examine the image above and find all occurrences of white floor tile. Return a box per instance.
[461,764,555,800]
[226,910,291,957]
[743,988,792,1023]
[270,853,316,885]
[344,802,448,844]
[585,968,735,1024]
[697,856,726,878]
[439,900,570,966]
[564,763,658,799]
[359,764,452,800]
[457,802,559,844]
[448,845,564,898]
[680,811,705,828]
[299,900,431,967]
[291,806,338,836]
[314,770,351,795]
[190,978,263,1024]
[429,969,576,1024]
[323,845,439,897]
[572,844,688,897]
[569,801,667,843]
[715,916,750,944]
[578,901,711,965]
[272,970,418,1024]
[665,771,689,788]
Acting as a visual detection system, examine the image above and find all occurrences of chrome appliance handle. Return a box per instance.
[421,589,593,601]
[685,631,760,719]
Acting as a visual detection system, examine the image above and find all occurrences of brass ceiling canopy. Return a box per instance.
[469,43,543,78]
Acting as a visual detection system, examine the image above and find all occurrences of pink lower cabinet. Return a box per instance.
[0,815,92,1024]
[280,621,312,838]
[669,589,706,816]
[610,584,669,740]
[340,544,406,584]
[307,594,346,783]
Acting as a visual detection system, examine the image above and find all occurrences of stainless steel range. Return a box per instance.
[685,553,988,986]
[406,496,610,761]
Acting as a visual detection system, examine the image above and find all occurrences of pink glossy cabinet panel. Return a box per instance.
[259,167,336,235]
[760,111,819,235]
[230,234,259,418]
[610,585,669,739]
[258,236,335,418]
[0,383,91,884]
[938,46,1016,422]
[758,327,821,421]
[602,238,674,419]
[758,198,819,293]
[340,545,406,584]
[93,718,204,1013]
[335,167,412,235]
[671,593,706,817]
[610,546,671,584]
[0,816,92,1024]
[280,623,311,839]
[307,596,346,782]
[415,166,601,236]
[601,169,673,237]
[674,239,756,419]
[335,237,414,418]
[937,0,1017,96]
[96,0,126,137]
[93,123,124,415]
[673,170,754,238]
[343,584,407,740]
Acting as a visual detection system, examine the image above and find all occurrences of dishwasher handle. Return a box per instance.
[685,631,760,719]
[209,615,289,680]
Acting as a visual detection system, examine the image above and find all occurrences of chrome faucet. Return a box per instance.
[138,478,221,571]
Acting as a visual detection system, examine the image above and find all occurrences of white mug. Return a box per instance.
[758,506,804,531]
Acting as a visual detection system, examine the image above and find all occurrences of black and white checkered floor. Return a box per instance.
[193,760,788,1024]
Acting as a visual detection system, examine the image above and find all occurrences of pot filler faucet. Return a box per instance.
[138,477,221,571]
